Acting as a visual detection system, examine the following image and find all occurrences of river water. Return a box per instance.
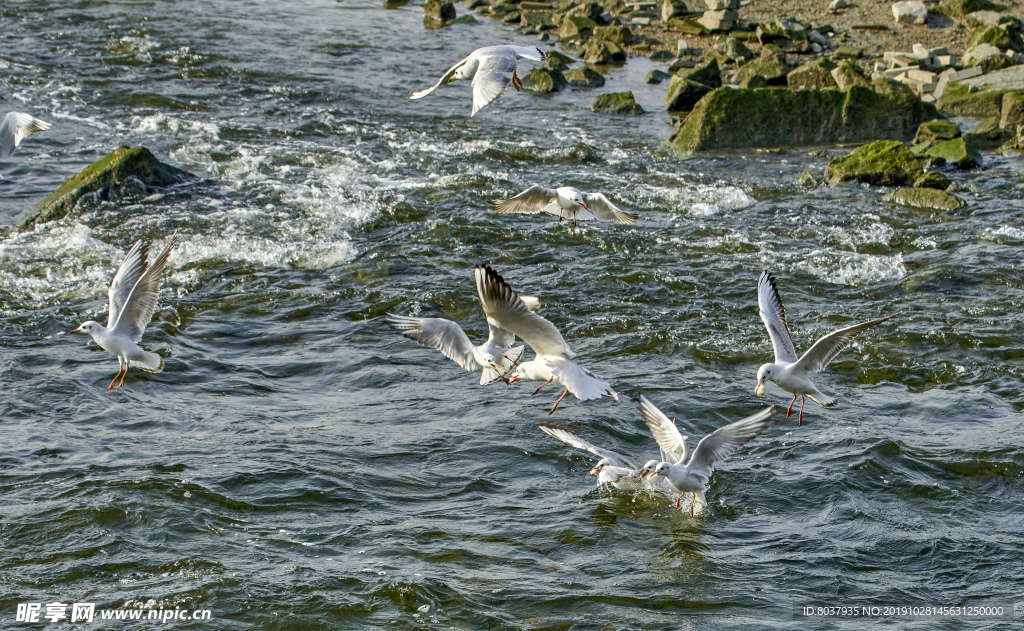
[1,0,1023,628]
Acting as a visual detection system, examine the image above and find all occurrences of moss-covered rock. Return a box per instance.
[965,24,1023,51]
[667,86,939,154]
[914,170,953,189]
[560,15,598,41]
[591,91,645,114]
[581,39,626,64]
[965,115,1015,147]
[19,146,196,230]
[938,0,1004,19]
[646,69,671,84]
[593,24,631,45]
[665,78,713,110]
[937,82,1007,116]
[831,61,871,89]
[924,136,984,168]
[884,187,966,211]
[788,58,838,90]
[872,77,915,95]
[999,90,1024,128]
[835,46,863,60]
[735,56,789,86]
[424,0,457,27]
[825,140,924,186]
[565,65,606,87]
[522,67,568,93]
[799,170,817,187]
[677,58,722,89]
[913,119,962,144]
[521,9,555,26]
[756,19,808,51]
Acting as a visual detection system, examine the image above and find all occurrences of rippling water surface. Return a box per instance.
[2,0,1023,628]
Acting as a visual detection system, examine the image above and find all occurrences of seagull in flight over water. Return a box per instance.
[0,112,51,178]
[754,270,898,425]
[640,395,775,516]
[72,235,176,390]
[490,185,639,227]
[409,45,546,116]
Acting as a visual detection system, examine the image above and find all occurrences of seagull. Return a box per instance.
[409,45,546,116]
[386,294,541,385]
[754,270,898,425]
[474,264,617,413]
[490,185,638,227]
[538,423,642,490]
[71,235,176,390]
[640,395,775,516]
[0,112,51,178]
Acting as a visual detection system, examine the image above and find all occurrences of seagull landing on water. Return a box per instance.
[474,265,617,413]
[490,185,638,227]
[754,270,898,425]
[0,112,51,178]
[409,45,546,116]
[386,294,541,386]
[640,395,775,516]
[71,235,176,390]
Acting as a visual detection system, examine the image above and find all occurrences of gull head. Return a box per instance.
[71,321,100,335]
[589,459,608,476]
[649,462,670,478]
[755,363,775,396]
[640,459,659,478]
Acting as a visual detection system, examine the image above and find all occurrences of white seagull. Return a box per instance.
[754,270,898,425]
[386,294,541,385]
[474,264,617,413]
[490,185,638,227]
[538,423,642,490]
[640,395,775,516]
[409,45,546,116]
[0,112,51,178]
[71,235,176,390]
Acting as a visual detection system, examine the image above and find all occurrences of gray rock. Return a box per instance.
[697,9,738,32]
[662,0,689,22]
[565,65,606,87]
[647,69,672,84]
[591,91,645,114]
[884,187,965,211]
[891,1,927,25]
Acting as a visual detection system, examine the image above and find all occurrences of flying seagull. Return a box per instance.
[409,45,546,116]
[538,423,642,490]
[71,235,176,390]
[0,112,51,178]
[387,293,541,386]
[474,265,617,413]
[490,185,638,227]
[640,395,775,516]
[754,270,898,425]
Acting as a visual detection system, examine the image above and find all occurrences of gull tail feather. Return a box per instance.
[807,391,837,408]
[131,351,164,373]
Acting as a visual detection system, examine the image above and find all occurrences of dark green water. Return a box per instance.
[1,0,1023,628]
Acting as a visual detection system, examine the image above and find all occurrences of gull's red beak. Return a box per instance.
[579,201,587,208]
[648,471,660,478]
[70,328,82,334]
[640,470,650,478]
[589,467,600,475]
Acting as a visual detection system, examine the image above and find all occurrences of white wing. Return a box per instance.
[111,235,176,343]
[687,407,775,483]
[386,314,477,371]
[793,314,897,373]
[547,357,616,401]
[757,270,798,363]
[538,423,635,469]
[471,53,516,116]
[474,265,572,358]
[106,240,149,329]
[489,184,557,215]
[638,395,689,465]
[409,54,471,100]
[583,192,638,224]
[511,45,545,62]
[599,466,641,487]
[0,112,51,160]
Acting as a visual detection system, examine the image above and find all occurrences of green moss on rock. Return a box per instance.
[591,91,645,114]
[831,61,871,89]
[565,65,606,87]
[424,0,457,27]
[20,146,196,230]
[787,58,838,90]
[522,67,568,93]
[913,119,961,144]
[884,187,966,211]
[965,115,1014,148]
[914,171,953,189]
[593,25,631,45]
[924,136,983,168]
[825,140,924,186]
[664,78,712,111]
[668,86,939,155]
[735,57,789,86]
[677,59,722,89]
[937,81,1009,116]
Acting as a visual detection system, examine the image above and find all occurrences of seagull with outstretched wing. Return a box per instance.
[0,112,51,178]
[490,185,638,227]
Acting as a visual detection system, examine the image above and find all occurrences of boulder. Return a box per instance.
[965,11,1019,29]
[521,9,555,27]
[739,74,769,89]
[831,61,871,89]
[735,56,789,86]
[668,86,939,154]
[591,91,645,114]
[788,58,838,89]
[647,69,672,84]
[965,24,1023,51]
[722,37,754,62]
[565,65,606,87]
[923,136,983,168]
[913,119,961,143]
[938,0,1003,19]
[566,1,605,23]
[545,50,576,71]
[799,170,817,186]
[561,15,598,41]
[938,65,1024,116]
[965,115,1014,147]
[581,39,627,64]
[892,1,928,25]
[668,17,711,35]
[914,170,953,189]
[593,24,631,45]
[665,78,713,110]
[661,0,689,21]
[963,43,1014,72]
[698,9,738,32]
[522,67,568,93]
[873,76,915,95]
[884,187,965,211]
[677,58,722,88]
[19,146,196,230]
[825,140,924,186]
[424,0,457,27]
[835,46,863,59]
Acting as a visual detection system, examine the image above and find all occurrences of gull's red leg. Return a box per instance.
[548,387,570,414]
[799,396,806,426]
[786,393,797,418]
[118,363,129,388]
[107,364,123,391]
[676,492,686,509]
[532,377,554,395]
[690,497,696,517]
